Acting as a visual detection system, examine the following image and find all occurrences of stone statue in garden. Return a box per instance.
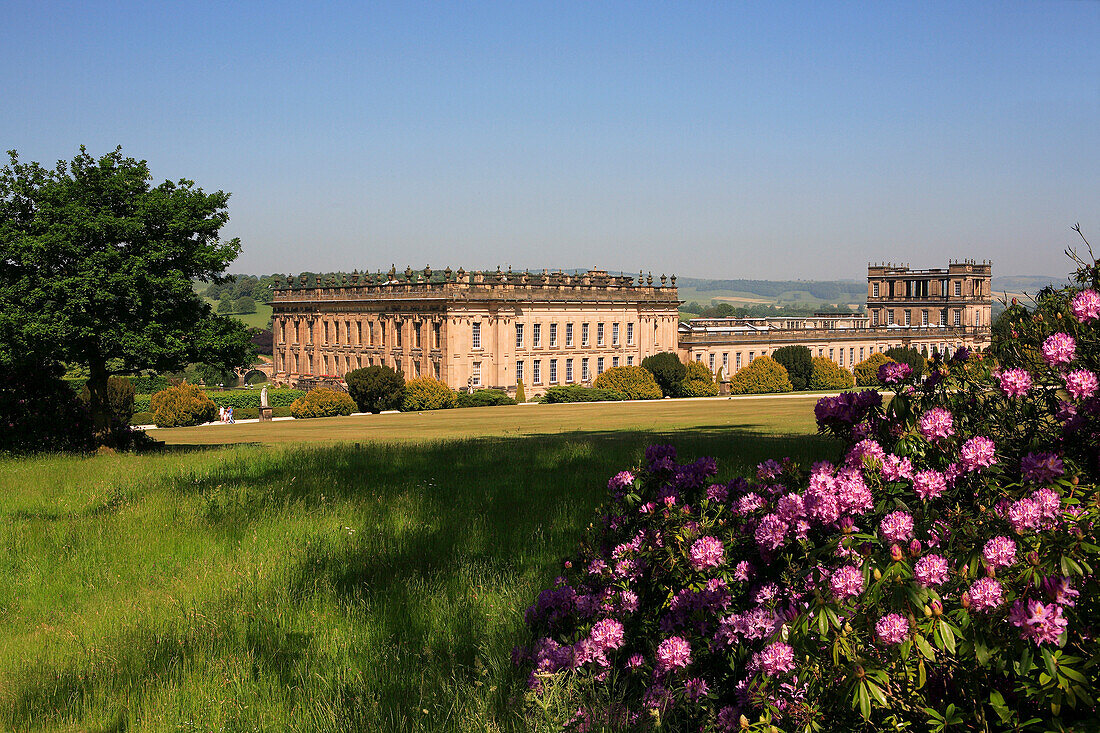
[260,385,269,408]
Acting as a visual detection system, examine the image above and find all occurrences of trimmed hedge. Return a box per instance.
[206,389,304,409]
[684,360,714,383]
[150,383,217,428]
[455,389,516,408]
[289,388,356,419]
[808,356,856,390]
[772,344,813,391]
[131,411,155,425]
[728,355,793,395]
[402,378,456,411]
[853,353,895,386]
[541,385,625,403]
[593,366,662,400]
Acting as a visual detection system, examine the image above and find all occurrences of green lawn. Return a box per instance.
[200,295,273,330]
[0,400,839,731]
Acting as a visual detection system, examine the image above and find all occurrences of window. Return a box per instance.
[860,347,865,361]
[904,310,911,327]
[849,348,854,365]
[627,356,633,366]
[394,357,401,376]
[533,323,541,348]
[472,322,481,349]
[566,358,574,382]
[549,323,558,347]
[433,322,441,349]
[516,360,524,385]
[839,349,844,367]
[749,351,755,363]
[582,323,590,346]
[612,323,620,346]
[415,323,422,348]
[472,362,481,386]
[396,323,402,348]
[433,362,440,379]
[954,281,962,297]
[696,353,703,361]
[597,323,605,346]
[940,309,947,326]
[627,323,634,345]
[872,282,879,298]
[872,310,879,326]
[722,353,729,371]
[368,322,374,345]
[357,321,363,345]
[818,348,824,357]
[324,354,330,373]
[597,357,605,374]
[829,348,834,361]
[612,356,619,368]
[566,323,574,347]
[709,353,715,372]
[736,353,742,369]
[887,310,895,325]
[550,359,558,383]
[533,360,542,384]
[516,323,524,349]
[922,309,929,327]
[975,310,981,327]
[582,358,590,382]
[414,361,421,377]
[954,310,961,326]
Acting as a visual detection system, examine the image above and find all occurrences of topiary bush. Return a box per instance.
[345,366,405,413]
[149,383,217,428]
[516,380,526,404]
[642,352,687,397]
[727,355,793,395]
[289,387,356,419]
[772,345,813,391]
[594,366,662,401]
[455,389,516,408]
[808,356,856,390]
[541,385,625,403]
[854,353,894,386]
[402,377,456,411]
[513,248,1100,732]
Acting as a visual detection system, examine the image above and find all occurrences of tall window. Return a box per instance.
[954,310,961,326]
[904,310,911,327]
[533,360,542,384]
[472,322,481,349]
[549,323,558,347]
[433,322,441,348]
[516,360,524,385]
[954,281,962,297]
[396,323,402,347]
[566,358,574,383]
[736,353,742,369]
[872,310,879,326]
[829,348,834,361]
[612,323,620,346]
[722,353,729,372]
[612,356,619,368]
[872,282,879,298]
[415,323,422,348]
[582,323,590,346]
[566,323,574,347]
[940,309,947,326]
[975,310,981,327]
[533,323,542,348]
[709,353,715,372]
[627,356,633,366]
[860,347,865,361]
[627,323,634,345]
[582,358,590,382]
[516,323,524,349]
[887,310,895,325]
[597,323,605,346]
[414,361,421,377]
[597,357,605,375]
[549,359,558,383]
[472,361,482,386]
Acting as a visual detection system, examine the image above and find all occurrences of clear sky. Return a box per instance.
[3,1,1098,280]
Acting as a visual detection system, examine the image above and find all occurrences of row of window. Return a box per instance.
[513,355,633,386]
[695,341,966,373]
[282,319,442,350]
[275,351,441,380]
[473,321,636,350]
[871,280,982,299]
[870,308,974,328]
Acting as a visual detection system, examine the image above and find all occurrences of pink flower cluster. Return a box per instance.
[968,577,1004,611]
[753,641,795,675]
[997,368,1032,397]
[982,535,1017,568]
[1006,487,1061,534]
[1041,332,1076,366]
[880,454,913,481]
[912,470,947,500]
[959,436,997,472]
[656,636,692,672]
[1064,369,1098,400]
[689,536,725,570]
[589,619,625,652]
[875,613,909,645]
[1070,288,1100,322]
[830,565,864,600]
[880,511,915,544]
[918,408,954,441]
[1009,599,1068,646]
[914,554,950,587]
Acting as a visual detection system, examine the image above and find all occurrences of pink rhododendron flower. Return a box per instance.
[875,613,909,645]
[655,636,692,672]
[1031,487,1061,520]
[754,641,795,675]
[829,565,864,600]
[733,560,755,582]
[690,536,725,570]
[881,454,913,481]
[960,436,997,472]
[626,653,645,669]
[684,677,709,701]
[912,470,947,500]
[1009,599,1068,645]
[879,511,915,544]
[1064,369,1099,400]
[969,577,1004,611]
[1070,288,1100,322]
[918,408,954,441]
[757,459,783,480]
[997,368,1032,397]
[736,492,765,515]
[589,619,625,651]
[914,554,950,587]
[983,536,1017,568]
[776,492,805,522]
[754,513,788,552]
[1007,498,1042,534]
[1041,332,1075,366]
[607,471,635,492]
[846,439,886,468]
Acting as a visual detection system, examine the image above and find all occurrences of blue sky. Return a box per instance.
[3,1,1098,279]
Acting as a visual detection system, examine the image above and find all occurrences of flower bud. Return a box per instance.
[843,622,853,634]
[855,665,866,679]
[961,563,969,577]
[961,591,972,609]
[1028,551,1040,566]
[1011,297,1018,305]
[890,544,904,562]
[873,567,883,582]
[860,542,873,557]
[839,517,855,534]
[909,539,922,558]
[923,605,932,617]
[931,599,943,617]
[740,715,750,729]
[985,566,996,578]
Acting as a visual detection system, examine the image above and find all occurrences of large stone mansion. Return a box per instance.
[270,260,992,397]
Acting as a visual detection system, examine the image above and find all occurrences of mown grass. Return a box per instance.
[0,428,840,731]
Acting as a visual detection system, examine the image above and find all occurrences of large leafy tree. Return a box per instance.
[0,146,254,437]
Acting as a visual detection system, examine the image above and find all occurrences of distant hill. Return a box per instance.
[990,275,1068,295]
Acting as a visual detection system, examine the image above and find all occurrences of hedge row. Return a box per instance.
[206,389,304,409]
[541,385,625,403]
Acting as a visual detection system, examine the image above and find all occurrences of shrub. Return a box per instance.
[344,366,405,413]
[289,387,356,419]
[150,383,217,428]
[130,374,169,394]
[516,380,526,404]
[134,394,151,412]
[884,345,928,376]
[228,407,259,420]
[771,344,813,390]
[0,359,96,454]
[727,355,793,394]
[679,378,719,397]
[853,352,894,386]
[514,249,1100,731]
[130,411,155,425]
[402,377,456,411]
[593,366,662,401]
[641,352,686,397]
[272,406,292,418]
[808,356,855,390]
[208,388,304,409]
[454,389,516,408]
[541,385,625,403]
[81,375,135,424]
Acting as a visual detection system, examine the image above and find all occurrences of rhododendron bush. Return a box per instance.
[514,251,1100,732]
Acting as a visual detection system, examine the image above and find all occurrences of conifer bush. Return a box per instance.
[642,352,688,397]
[345,366,405,413]
[149,383,217,427]
[853,353,894,387]
[401,377,456,411]
[517,379,526,404]
[808,356,855,390]
[772,345,813,391]
[514,250,1100,731]
[727,356,793,395]
[595,366,663,401]
[289,387,356,419]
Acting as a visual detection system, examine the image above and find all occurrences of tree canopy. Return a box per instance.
[0,146,254,437]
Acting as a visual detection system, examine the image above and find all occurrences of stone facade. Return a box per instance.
[270,267,681,397]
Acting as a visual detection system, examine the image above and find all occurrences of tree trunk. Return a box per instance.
[86,355,112,442]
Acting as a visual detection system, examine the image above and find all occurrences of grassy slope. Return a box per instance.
[0,408,838,731]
